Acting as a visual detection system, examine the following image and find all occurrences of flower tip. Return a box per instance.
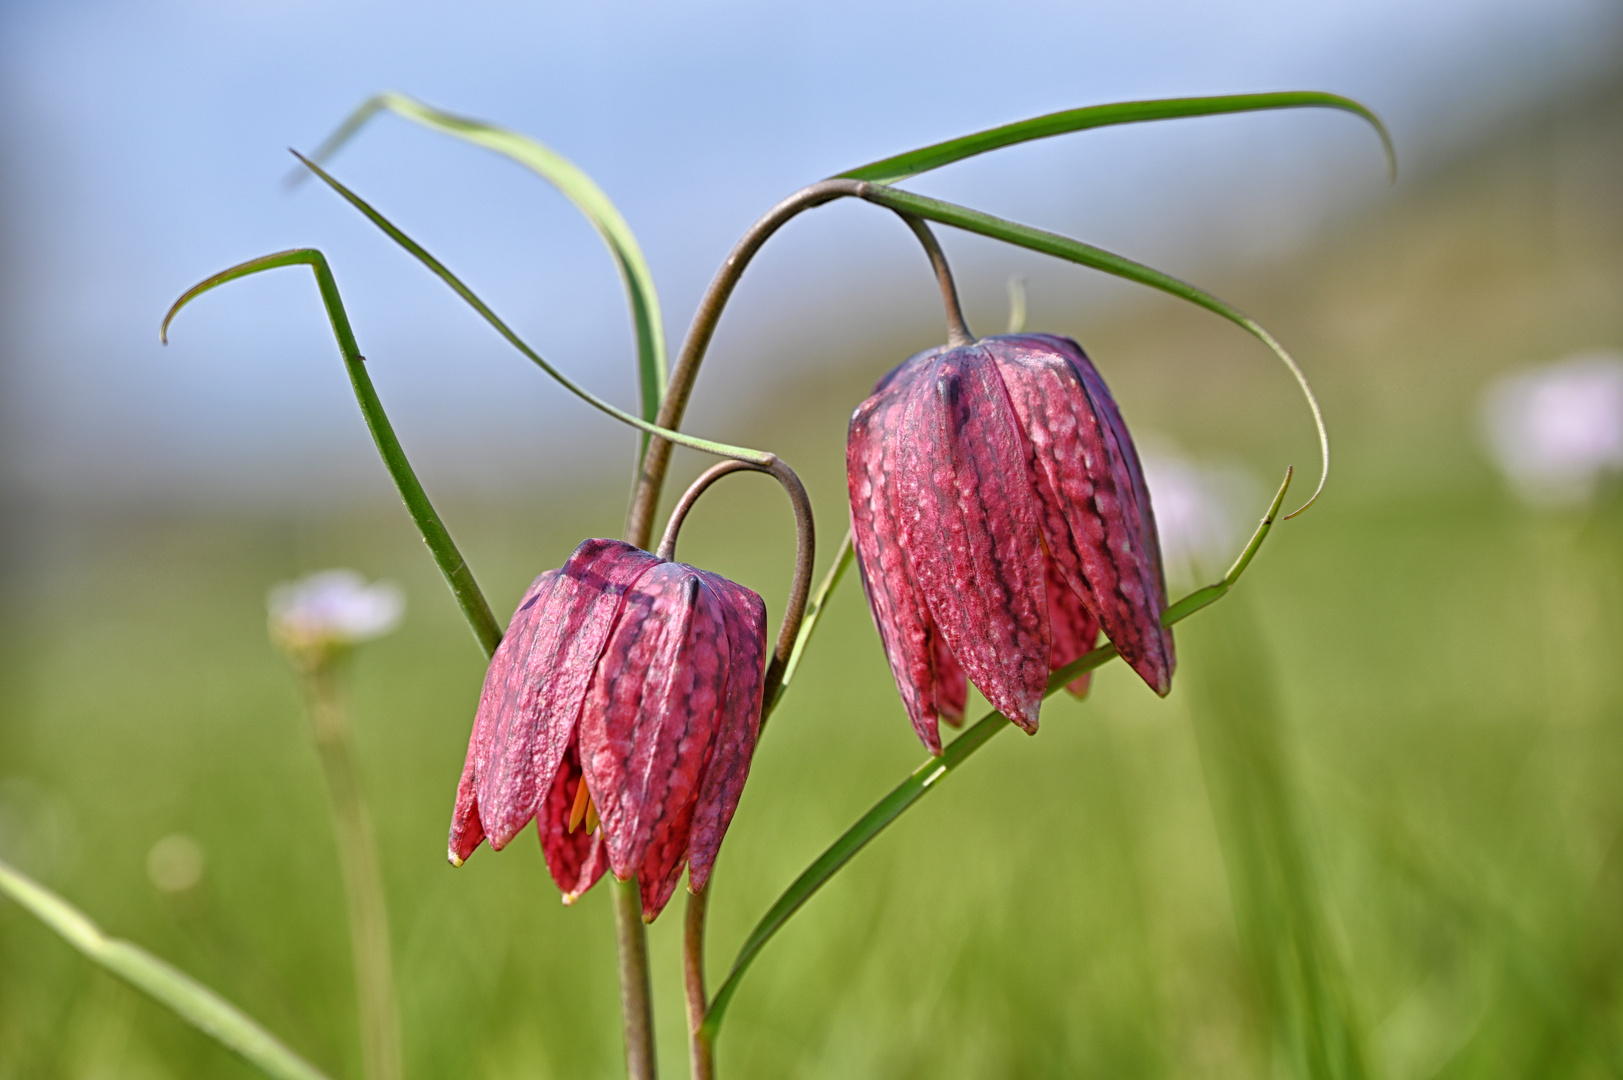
[447,849,465,868]
[561,891,580,906]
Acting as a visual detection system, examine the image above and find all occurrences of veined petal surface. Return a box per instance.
[685,572,767,894]
[899,347,1050,733]
[987,335,1173,694]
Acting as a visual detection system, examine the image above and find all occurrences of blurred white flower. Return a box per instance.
[147,833,205,893]
[1481,350,1623,509]
[267,569,405,655]
[1141,446,1261,593]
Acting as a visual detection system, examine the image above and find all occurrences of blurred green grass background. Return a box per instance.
[3,76,1622,1079]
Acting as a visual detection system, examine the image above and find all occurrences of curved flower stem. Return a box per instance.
[658,455,816,1080]
[655,456,817,722]
[684,886,715,1080]
[612,876,658,1080]
[896,213,973,347]
[298,662,402,1080]
[655,460,763,560]
[624,178,869,548]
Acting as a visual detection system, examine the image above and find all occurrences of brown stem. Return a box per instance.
[624,179,870,548]
[897,213,973,346]
[612,876,658,1080]
[655,456,817,719]
[684,887,715,1080]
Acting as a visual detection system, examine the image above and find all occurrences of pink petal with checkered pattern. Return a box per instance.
[579,562,731,918]
[897,345,1050,734]
[685,571,767,894]
[848,355,963,753]
[987,335,1173,695]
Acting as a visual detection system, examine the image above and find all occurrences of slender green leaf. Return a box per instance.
[162,248,503,657]
[859,184,1328,518]
[701,472,1293,1040]
[0,857,331,1080]
[838,91,1394,185]
[764,532,855,720]
[293,153,772,468]
[299,92,669,465]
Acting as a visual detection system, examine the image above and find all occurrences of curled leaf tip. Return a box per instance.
[1269,466,1294,522]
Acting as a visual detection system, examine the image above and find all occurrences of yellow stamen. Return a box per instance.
[567,778,592,833]
[585,795,601,835]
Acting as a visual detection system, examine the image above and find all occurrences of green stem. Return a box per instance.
[0,857,332,1080]
[162,248,502,656]
[301,663,402,1080]
[612,876,658,1080]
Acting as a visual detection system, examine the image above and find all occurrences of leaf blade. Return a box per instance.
[162,247,504,656]
[0,857,331,1080]
[837,91,1395,185]
[292,153,772,468]
[302,92,668,461]
[858,185,1329,518]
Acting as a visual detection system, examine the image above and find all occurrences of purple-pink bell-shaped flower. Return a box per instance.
[448,538,767,920]
[847,333,1173,754]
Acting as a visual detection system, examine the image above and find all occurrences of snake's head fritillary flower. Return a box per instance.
[448,538,767,921]
[848,333,1173,754]
[267,569,405,666]
[1481,350,1623,509]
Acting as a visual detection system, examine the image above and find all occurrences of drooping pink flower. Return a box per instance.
[448,538,767,920]
[847,333,1173,754]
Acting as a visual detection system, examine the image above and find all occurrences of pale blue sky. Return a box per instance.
[1,0,1616,499]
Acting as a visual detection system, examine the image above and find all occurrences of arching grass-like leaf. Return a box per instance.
[700,470,1293,1043]
[0,857,332,1080]
[858,184,1329,518]
[301,93,668,464]
[161,248,503,657]
[292,153,773,469]
[838,91,1394,185]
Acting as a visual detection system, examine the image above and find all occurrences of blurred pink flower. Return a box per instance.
[1482,351,1623,508]
[267,570,404,657]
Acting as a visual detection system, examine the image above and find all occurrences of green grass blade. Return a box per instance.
[0,857,332,1080]
[1185,598,1371,1079]
[700,471,1292,1041]
[859,184,1328,518]
[764,532,855,719]
[299,93,669,466]
[161,248,504,657]
[838,92,1394,185]
[293,153,771,468]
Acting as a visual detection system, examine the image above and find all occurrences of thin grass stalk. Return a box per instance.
[298,664,402,1080]
[1184,596,1370,1079]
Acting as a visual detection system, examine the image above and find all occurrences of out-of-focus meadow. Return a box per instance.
[4,62,1623,1080]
